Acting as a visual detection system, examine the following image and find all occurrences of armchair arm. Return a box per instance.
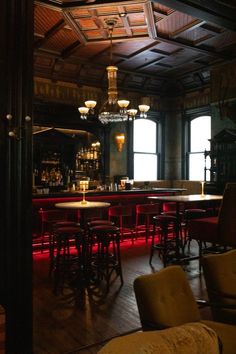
[210,290,236,301]
[196,299,236,310]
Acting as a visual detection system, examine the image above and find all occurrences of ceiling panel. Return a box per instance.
[34,0,236,95]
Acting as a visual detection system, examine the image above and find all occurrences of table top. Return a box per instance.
[148,194,223,203]
[55,201,111,209]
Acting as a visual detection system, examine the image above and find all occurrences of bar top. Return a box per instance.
[32,187,186,199]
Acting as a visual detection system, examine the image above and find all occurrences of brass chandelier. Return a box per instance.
[78,18,150,124]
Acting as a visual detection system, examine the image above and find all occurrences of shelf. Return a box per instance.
[41,160,60,165]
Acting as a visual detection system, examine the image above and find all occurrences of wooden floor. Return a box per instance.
[33,237,210,354]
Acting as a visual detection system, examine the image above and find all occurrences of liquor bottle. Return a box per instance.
[87,148,91,160]
[90,148,94,160]
[94,148,98,160]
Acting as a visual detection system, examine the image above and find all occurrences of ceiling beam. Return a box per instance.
[144,2,158,39]
[153,32,228,59]
[170,19,205,38]
[61,40,81,59]
[118,5,133,37]
[154,0,236,31]
[135,57,167,70]
[200,23,223,35]
[34,0,62,10]
[34,19,65,49]
[63,11,87,44]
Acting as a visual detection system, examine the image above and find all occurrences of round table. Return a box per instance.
[55,200,111,290]
[55,201,111,228]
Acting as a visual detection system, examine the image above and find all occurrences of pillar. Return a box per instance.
[0,0,33,352]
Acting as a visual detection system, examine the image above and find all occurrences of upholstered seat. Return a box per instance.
[87,219,114,228]
[189,216,218,242]
[98,322,221,354]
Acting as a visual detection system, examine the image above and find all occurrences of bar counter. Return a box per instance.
[32,188,186,238]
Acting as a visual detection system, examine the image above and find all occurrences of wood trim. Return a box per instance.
[155,0,236,31]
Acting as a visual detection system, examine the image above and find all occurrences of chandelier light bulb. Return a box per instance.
[85,100,97,109]
[85,100,97,115]
[118,99,130,115]
[127,109,138,121]
[78,106,89,119]
[117,100,130,108]
[138,104,150,118]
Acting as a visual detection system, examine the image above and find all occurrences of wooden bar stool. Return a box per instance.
[108,205,134,243]
[87,225,123,294]
[49,220,78,275]
[161,209,185,245]
[87,219,115,268]
[135,203,160,243]
[53,225,84,294]
[149,214,181,267]
[39,209,75,252]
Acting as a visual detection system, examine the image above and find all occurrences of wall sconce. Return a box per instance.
[115,133,125,152]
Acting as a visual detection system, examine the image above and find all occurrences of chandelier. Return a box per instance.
[78,18,150,124]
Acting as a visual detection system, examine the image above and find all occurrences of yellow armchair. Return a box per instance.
[202,249,236,325]
[133,266,236,354]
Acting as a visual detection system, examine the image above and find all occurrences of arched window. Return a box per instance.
[188,116,211,181]
[133,119,158,180]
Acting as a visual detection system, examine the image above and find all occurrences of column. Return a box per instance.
[0,0,33,353]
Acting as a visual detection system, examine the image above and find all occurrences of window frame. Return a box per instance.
[132,118,160,181]
[183,108,211,181]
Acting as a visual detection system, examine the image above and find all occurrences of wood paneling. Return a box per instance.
[34,0,236,95]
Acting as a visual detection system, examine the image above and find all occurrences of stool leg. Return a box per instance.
[162,225,168,267]
[145,215,149,243]
[48,233,56,276]
[198,240,203,271]
[116,235,124,285]
[149,224,156,265]
[175,223,180,261]
[53,238,62,294]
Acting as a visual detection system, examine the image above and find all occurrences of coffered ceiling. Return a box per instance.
[34,0,236,96]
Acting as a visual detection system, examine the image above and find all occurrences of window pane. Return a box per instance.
[189,153,205,180]
[190,116,211,152]
[134,153,157,180]
[133,119,156,153]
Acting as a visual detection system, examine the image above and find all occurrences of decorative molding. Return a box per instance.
[183,89,210,109]
[34,77,160,111]
[34,77,101,105]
